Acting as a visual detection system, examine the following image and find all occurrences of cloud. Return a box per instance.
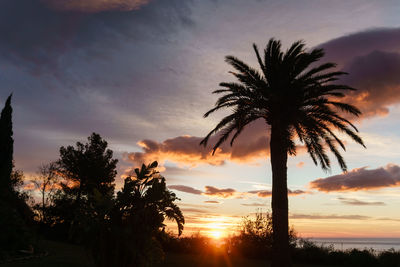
[337,197,385,206]
[309,164,400,192]
[125,119,270,167]
[42,0,151,13]
[168,184,239,199]
[318,28,400,118]
[340,51,400,117]
[290,213,370,220]
[169,184,308,199]
[203,186,237,198]
[204,200,220,204]
[318,28,400,66]
[168,185,203,195]
[241,202,266,207]
[247,189,307,198]
[0,0,193,73]
[376,217,400,222]
[162,166,208,177]
[181,208,209,214]
[296,162,305,168]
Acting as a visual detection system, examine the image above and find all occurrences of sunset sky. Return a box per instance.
[1,0,400,238]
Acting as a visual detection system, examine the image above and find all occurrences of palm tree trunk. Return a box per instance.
[270,125,291,267]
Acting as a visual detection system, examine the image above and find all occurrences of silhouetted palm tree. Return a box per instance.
[200,39,365,267]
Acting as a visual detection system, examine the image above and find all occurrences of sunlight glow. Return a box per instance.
[210,230,223,239]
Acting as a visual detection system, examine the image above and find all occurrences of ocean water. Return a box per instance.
[307,238,400,251]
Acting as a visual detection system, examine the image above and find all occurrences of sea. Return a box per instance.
[307,238,400,252]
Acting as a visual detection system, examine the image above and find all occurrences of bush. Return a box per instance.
[227,211,296,259]
[293,239,400,267]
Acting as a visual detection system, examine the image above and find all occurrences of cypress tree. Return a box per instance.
[0,94,34,251]
[0,94,13,194]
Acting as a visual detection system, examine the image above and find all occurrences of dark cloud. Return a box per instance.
[42,0,151,13]
[290,213,370,220]
[169,184,243,199]
[318,28,400,66]
[337,197,385,206]
[0,0,194,73]
[309,164,400,192]
[318,27,400,118]
[166,184,307,199]
[340,50,400,117]
[247,189,307,198]
[168,185,203,195]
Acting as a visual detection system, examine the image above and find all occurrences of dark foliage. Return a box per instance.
[293,239,400,267]
[90,161,184,267]
[228,212,296,259]
[0,94,13,194]
[57,132,118,198]
[0,95,34,254]
[159,232,210,255]
[48,133,118,240]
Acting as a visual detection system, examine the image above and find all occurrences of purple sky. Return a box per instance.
[2,0,400,237]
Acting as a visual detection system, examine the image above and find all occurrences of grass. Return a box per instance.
[0,240,332,267]
[159,253,331,267]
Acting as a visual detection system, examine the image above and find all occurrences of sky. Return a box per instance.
[1,0,400,238]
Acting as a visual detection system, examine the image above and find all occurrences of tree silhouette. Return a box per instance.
[32,162,58,223]
[57,133,118,200]
[51,133,118,241]
[0,94,13,193]
[92,161,184,267]
[201,39,365,267]
[0,94,33,251]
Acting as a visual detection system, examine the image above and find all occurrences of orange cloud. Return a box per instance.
[23,182,63,191]
[125,120,270,168]
[203,186,237,198]
[296,162,305,168]
[247,189,307,198]
[309,164,400,192]
[42,0,151,13]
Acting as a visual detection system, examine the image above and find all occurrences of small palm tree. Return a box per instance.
[93,161,184,267]
[200,39,365,267]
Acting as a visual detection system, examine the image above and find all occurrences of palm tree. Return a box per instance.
[200,39,365,267]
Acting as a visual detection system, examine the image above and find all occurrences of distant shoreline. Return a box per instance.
[305,237,400,251]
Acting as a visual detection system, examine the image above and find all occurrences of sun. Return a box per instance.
[210,230,223,239]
